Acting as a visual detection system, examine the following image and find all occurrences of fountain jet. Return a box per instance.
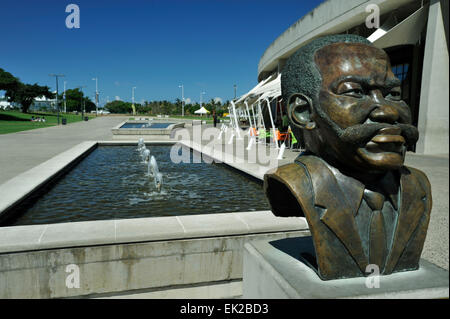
[137,138,145,152]
[141,149,150,163]
[148,155,163,192]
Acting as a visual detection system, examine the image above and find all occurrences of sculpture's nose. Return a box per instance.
[369,104,400,124]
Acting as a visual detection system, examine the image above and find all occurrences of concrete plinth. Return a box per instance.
[243,238,449,299]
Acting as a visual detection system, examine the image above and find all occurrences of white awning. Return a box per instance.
[194,106,210,114]
[368,7,428,48]
[236,73,281,107]
[236,74,275,104]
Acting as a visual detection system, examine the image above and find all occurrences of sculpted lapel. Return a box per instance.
[297,156,368,274]
[384,167,430,273]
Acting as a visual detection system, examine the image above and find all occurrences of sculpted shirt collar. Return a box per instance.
[295,153,400,213]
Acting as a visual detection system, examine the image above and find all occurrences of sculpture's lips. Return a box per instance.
[371,135,405,144]
[366,127,405,153]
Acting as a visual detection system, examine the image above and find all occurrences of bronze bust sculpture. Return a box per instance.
[264,35,432,280]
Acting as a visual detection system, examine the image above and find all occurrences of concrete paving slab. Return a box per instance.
[0,116,127,184]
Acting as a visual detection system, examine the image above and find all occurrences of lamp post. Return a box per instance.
[132,87,137,115]
[63,81,67,113]
[200,91,206,108]
[234,84,237,101]
[179,84,184,117]
[79,85,87,120]
[92,77,99,117]
[49,74,64,124]
[200,92,206,118]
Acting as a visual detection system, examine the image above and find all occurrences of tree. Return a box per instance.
[0,68,19,92]
[105,100,133,114]
[6,83,53,113]
[59,88,96,113]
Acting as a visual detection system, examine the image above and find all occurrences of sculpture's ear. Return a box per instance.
[287,93,316,130]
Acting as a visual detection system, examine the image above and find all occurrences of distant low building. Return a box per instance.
[0,96,14,110]
[29,93,57,112]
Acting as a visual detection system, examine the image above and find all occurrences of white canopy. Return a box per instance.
[368,7,427,49]
[255,73,281,103]
[235,73,281,107]
[194,106,210,114]
[236,74,276,104]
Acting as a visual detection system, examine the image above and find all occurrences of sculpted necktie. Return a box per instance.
[364,189,387,270]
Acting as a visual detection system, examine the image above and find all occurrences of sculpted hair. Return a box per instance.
[281,34,372,105]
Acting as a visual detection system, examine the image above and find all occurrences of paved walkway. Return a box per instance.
[0,115,127,183]
[0,117,448,270]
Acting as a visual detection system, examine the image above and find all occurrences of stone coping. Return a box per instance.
[0,140,308,254]
[0,211,307,254]
[0,141,98,223]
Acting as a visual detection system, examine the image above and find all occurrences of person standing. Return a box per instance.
[213,110,218,127]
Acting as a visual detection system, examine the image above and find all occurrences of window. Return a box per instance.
[391,63,410,101]
[392,63,409,81]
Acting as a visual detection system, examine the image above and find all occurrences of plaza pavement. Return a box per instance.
[0,115,128,184]
[0,116,448,271]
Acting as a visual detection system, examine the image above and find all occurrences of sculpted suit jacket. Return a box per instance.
[264,154,432,280]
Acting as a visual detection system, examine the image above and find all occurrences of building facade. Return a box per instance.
[241,0,448,155]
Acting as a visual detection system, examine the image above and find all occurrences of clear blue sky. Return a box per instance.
[0,0,324,105]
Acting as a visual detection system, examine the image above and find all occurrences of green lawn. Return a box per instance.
[0,110,95,135]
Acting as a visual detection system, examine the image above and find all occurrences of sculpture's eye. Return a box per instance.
[336,82,364,98]
[386,87,402,101]
[344,89,364,98]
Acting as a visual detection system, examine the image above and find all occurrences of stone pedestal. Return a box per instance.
[243,237,449,299]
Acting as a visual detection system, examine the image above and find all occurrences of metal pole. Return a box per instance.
[179,84,184,117]
[257,100,266,131]
[56,78,59,124]
[251,103,257,127]
[63,81,67,113]
[230,100,241,139]
[92,78,98,117]
[234,84,237,101]
[79,85,86,120]
[49,74,64,124]
[132,87,136,115]
[244,100,254,129]
[81,87,83,119]
[264,97,278,149]
[200,91,205,108]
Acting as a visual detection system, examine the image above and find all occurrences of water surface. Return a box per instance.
[120,122,174,129]
[9,146,269,225]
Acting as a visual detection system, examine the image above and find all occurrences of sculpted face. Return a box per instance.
[311,43,418,172]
